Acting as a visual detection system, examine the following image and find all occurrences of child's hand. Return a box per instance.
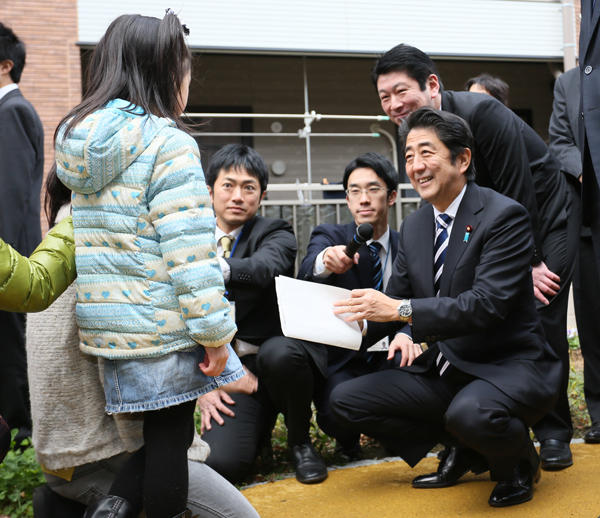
[200,344,229,376]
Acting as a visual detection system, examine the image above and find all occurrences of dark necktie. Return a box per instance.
[434,214,453,297]
[220,235,234,258]
[369,242,383,291]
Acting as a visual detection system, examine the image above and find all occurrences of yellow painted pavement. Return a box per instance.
[243,443,600,517]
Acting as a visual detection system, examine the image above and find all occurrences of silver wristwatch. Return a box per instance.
[396,299,412,322]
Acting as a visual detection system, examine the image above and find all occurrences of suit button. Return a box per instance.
[585,65,593,74]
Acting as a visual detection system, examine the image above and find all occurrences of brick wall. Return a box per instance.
[1,0,81,234]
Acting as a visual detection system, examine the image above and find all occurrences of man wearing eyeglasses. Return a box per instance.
[257,152,399,479]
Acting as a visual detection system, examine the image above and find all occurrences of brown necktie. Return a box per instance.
[221,235,234,258]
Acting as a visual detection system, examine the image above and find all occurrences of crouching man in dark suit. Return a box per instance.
[330,108,561,507]
[256,152,399,483]
[198,144,298,484]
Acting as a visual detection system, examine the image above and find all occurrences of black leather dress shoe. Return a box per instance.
[334,441,364,463]
[539,439,573,470]
[412,446,488,488]
[291,443,328,484]
[488,448,541,507]
[585,423,600,444]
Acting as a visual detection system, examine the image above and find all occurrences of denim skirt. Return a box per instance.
[102,343,244,414]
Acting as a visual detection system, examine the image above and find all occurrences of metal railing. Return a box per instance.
[259,182,419,269]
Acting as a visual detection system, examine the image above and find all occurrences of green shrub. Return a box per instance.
[0,430,45,518]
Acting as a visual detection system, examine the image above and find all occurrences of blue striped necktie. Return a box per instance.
[434,213,453,377]
[434,213,453,297]
[369,242,383,291]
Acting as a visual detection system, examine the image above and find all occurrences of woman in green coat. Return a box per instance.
[0,214,74,463]
[0,216,75,313]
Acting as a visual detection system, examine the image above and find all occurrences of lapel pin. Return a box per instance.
[463,225,473,243]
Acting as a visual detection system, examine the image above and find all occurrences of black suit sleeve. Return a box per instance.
[0,100,41,246]
[549,73,582,180]
[407,204,534,342]
[225,220,297,290]
[470,100,544,263]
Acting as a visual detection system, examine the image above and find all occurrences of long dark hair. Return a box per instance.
[55,12,192,141]
[44,164,72,227]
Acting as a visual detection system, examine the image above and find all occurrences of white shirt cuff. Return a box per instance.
[361,320,368,336]
[218,257,231,283]
[313,248,333,278]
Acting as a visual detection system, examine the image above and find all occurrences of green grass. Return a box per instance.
[0,431,45,517]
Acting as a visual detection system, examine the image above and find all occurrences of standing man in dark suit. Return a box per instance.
[0,22,44,444]
[579,0,600,443]
[370,44,577,470]
[549,68,600,443]
[198,144,301,484]
[256,152,400,483]
[330,108,561,508]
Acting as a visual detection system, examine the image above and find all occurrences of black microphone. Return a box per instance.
[344,223,374,258]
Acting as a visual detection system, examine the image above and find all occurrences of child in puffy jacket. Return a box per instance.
[54,11,242,518]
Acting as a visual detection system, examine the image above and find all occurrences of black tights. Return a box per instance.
[109,400,196,518]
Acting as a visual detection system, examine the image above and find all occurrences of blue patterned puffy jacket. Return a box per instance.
[56,99,237,359]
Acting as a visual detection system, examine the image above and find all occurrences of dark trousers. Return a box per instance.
[531,180,579,443]
[0,311,31,441]
[203,339,326,484]
[313,356,382,448]
[574,235,600,423]
[330,367,544,481]
[202,354,279,484]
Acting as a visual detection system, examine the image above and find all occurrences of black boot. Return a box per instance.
[412,445,488,488]
[83,496,134,518]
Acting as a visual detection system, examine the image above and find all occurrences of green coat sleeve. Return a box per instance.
[0,217,76,312]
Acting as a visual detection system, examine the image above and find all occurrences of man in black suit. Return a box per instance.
[256,152,400,483]
[198,144,298,484]
[549,68,600,444]
[0,22,44,444]
[330,108,561,507]
[370,44,578,470]
[579,0,600,443]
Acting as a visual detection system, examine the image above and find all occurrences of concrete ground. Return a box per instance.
[243,441,600,517]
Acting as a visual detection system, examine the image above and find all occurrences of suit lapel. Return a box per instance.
[581,0,600,62]
[414,205,436,297]
[390,229,399,260]
[231,217,257,258]
[439,183,483,296]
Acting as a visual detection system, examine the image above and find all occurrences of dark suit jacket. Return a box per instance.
[0,89,44,256]
[580,0,600,228]
[549,68,586,237]
[225,215,296,346]
[298,222,399,375]
[441,90,568,263]
[369,182,560,410]
[550,68,582,179]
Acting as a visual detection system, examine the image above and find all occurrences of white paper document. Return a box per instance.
[275,276,362,350]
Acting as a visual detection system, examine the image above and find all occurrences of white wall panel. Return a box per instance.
[77,0,564,60]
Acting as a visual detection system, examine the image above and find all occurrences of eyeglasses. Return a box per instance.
[345,187,389,198]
